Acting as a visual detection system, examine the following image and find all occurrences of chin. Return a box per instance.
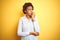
[29,15,31,16]
[29,15,31,17]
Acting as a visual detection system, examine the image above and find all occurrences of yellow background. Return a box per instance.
[1,0,60,40]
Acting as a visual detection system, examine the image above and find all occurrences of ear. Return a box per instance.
[24,11,26,12]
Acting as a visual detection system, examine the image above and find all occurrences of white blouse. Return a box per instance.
[17,15,40,40]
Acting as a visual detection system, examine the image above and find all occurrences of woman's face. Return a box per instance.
[25,6,33,16]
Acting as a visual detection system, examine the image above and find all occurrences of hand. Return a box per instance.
[32,32,39,36]
[31,12,35,22]
[30,32,39,36]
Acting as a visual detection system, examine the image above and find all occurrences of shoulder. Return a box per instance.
[34,16,38,21]
[19,16,25,21]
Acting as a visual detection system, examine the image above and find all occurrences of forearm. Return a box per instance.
[17,31,30,37]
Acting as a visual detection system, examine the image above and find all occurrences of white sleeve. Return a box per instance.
[17,18,30,37]
[33,18,40,32]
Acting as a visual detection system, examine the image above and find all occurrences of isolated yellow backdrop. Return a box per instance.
[1,0,60,40]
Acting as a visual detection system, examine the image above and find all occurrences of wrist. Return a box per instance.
[29,32,33,35]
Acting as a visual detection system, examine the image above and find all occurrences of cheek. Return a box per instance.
[27,11,30,13]
[28,11,32,14]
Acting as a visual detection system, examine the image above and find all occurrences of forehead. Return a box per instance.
[27,6,32,9]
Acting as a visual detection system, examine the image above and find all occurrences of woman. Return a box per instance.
[17,2,40,40]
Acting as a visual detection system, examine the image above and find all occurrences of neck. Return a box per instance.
[26,14,30,20]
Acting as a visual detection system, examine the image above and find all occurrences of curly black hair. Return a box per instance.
[23,2,34,14]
